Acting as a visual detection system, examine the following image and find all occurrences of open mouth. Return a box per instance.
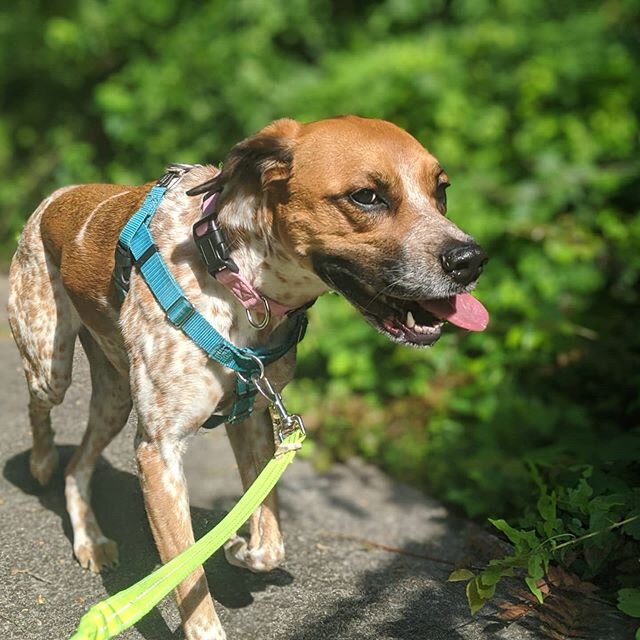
[314,261,489,348]
[375,299,445,347]
[364,291,489,347]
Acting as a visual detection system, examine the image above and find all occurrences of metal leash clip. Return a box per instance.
[251,375,306,445]
[236,356,305,448]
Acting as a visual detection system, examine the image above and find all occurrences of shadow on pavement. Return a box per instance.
[282,501,635,640]
[10,442,627,639]
[3,446,294,639]
[283,525,479,640]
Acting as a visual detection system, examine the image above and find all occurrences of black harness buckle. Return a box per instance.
[192,195,239,274]
[112,241,133,298]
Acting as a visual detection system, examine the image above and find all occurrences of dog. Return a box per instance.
[8,115,488,639]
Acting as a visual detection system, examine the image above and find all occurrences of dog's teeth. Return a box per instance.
[406,311,415,329]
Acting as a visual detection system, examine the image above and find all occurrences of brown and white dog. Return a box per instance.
[8,116,488,639]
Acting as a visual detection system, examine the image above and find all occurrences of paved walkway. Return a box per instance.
[0,276,633,640]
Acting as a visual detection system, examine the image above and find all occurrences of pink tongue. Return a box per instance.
[420,293,489,332]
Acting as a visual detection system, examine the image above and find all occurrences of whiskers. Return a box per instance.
[363,277,405,311]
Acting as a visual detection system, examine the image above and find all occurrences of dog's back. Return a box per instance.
[40,184,149,327]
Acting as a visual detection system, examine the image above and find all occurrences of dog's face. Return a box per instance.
[196,116,489,346]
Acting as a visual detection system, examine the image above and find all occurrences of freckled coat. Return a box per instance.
[8,115,483,640]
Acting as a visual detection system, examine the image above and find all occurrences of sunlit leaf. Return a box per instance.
[466,578,488,615]
[448,568,475,582]
[525,577,545,604]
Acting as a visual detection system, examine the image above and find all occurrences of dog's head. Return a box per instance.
[191,116,489,347]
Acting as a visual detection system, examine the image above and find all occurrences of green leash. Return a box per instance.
[69,425,305,640]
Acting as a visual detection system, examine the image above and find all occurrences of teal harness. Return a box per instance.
[113,168,308,428]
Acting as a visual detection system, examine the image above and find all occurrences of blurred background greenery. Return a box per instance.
[1,0,639,609]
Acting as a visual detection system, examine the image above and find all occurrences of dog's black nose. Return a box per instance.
[440,243,488,286]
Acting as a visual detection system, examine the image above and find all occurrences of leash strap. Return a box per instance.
[114,175,307,425]
[68,428,305,640]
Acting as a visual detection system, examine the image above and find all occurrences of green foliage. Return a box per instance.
[618,588,640,618]
[449,467,639,613]
[2,0,639,618]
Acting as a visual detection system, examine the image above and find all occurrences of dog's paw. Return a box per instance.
[29,447,59,486]
[224,534,285,573]
[74,537,119,573]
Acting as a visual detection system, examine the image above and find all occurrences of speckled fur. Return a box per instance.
[8,116,478,640]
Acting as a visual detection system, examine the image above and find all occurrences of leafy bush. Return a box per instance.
[1,0,638,616]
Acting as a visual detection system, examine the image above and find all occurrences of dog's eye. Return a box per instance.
[350,189,385,208]
[437,182,450,214]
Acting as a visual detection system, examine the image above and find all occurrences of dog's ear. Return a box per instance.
[187,119,300,197]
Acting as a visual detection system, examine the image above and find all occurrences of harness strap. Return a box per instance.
[115,175,308,427]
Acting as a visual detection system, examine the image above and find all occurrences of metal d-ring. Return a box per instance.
[246,296,271,330]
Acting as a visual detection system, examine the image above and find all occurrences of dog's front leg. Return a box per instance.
[136,434,225,640]
[224,409,285,572]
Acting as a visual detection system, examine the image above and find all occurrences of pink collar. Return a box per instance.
[196,191,295,324]
[214,268,294,318]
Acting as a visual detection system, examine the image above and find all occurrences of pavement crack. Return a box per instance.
[11,568,53,585]
[320,531,462,567]
[0,612,23,630]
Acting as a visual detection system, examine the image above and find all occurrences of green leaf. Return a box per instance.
[489,518,542,553]
[489,518,523,546]
[527,554,545,581]
[623,515,640,541]
[480,566,506,587]
[566,476,594,514]
[466,578,488,615]
[448,568,475,582]
[520,528,541,552]
[618,588,640,618]
[525,576,545,604]
[476,579,496,600]
[537,492,557,537]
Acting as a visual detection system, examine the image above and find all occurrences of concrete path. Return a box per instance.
[0,276,633,640]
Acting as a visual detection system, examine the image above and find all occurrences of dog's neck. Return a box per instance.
[216,191,328,312]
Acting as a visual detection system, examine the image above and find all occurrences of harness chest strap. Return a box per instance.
[113,167,308,427]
